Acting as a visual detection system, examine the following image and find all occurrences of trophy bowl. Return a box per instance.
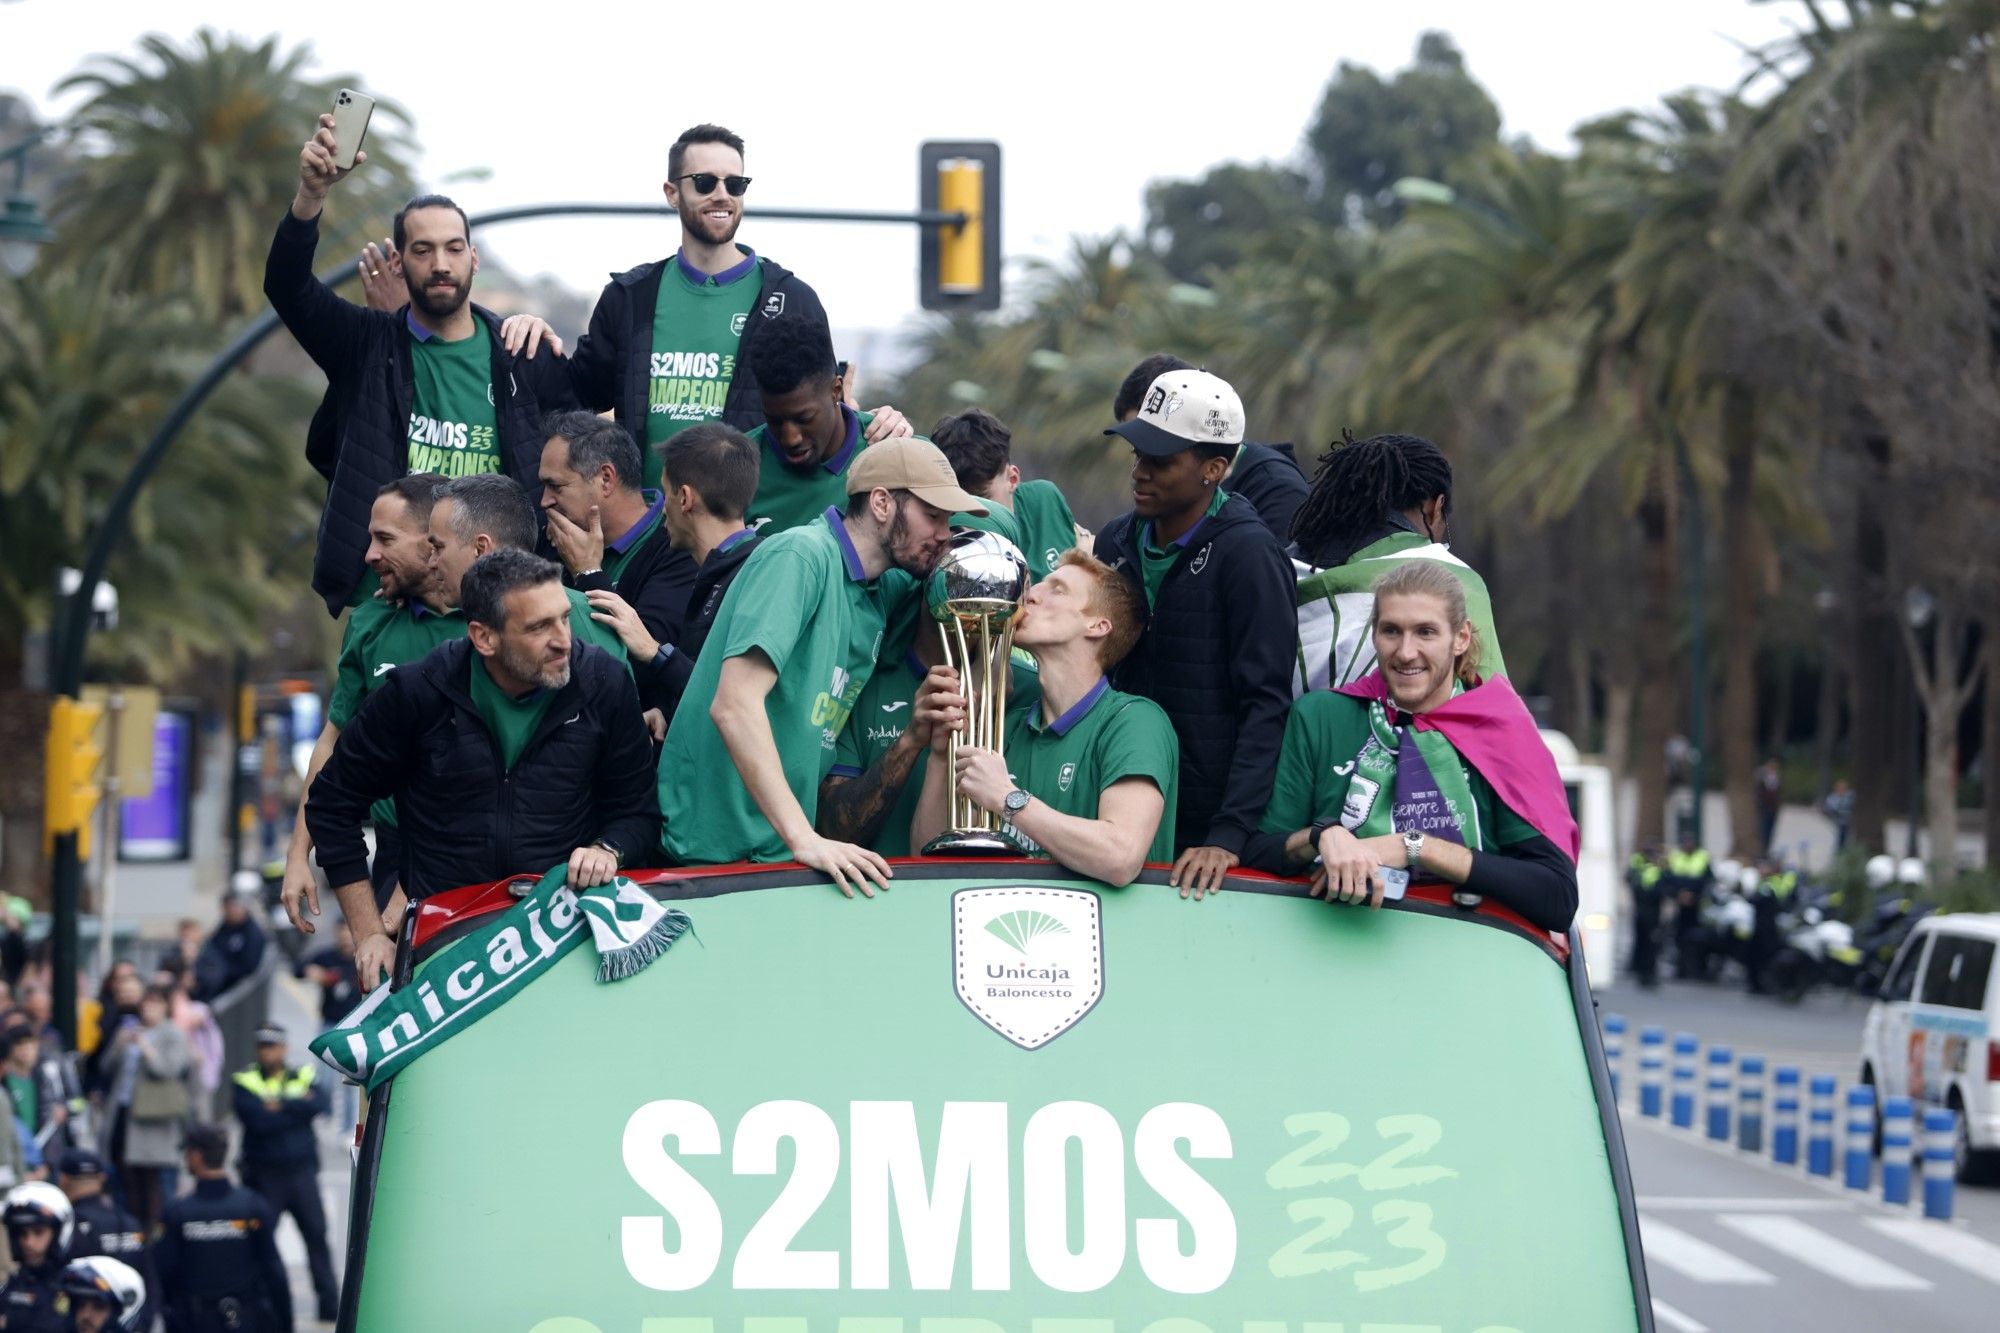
[921,529,1031,856]
[926,529,1030,625]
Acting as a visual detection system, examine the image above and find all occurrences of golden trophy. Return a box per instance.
[922,529,1031,856]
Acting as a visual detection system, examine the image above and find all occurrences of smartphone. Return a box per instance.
[331,88,376,171]
[1377,867,1411,901]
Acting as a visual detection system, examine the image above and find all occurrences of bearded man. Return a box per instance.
[304,549,657,987]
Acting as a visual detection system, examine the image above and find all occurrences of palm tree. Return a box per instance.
[0,261,322,685]
[52,28,417,322]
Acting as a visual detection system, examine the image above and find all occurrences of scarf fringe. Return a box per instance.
[596,907,694,983]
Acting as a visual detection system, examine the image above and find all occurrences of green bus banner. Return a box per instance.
[345,864,1645,1333]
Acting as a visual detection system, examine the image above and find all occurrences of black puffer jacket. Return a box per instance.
[264,210,579,614]
[566,253,827,439]
[1095,495,1297,856]
[305,638,657,896]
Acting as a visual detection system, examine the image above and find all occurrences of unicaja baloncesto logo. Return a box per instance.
[952,887,1103,1050]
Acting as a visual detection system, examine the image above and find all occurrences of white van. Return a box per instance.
[1859,913,2000,1181]
[1542,729,1618,989]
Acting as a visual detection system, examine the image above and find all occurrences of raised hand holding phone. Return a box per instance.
[293,98,372,221]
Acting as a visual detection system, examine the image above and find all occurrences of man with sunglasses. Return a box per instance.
[559,124,903,492]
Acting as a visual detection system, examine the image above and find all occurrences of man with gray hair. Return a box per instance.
[305,549,658,988]
[537,411,695,712]
[426,473,631,667]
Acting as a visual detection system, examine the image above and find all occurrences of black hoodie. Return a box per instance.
[1094,494,1297,856]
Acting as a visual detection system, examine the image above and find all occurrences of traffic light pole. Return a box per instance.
[42,196,973,1046]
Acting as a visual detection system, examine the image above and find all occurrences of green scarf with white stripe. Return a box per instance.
[309,866,691,1091]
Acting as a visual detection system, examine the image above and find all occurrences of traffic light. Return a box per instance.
[920,142,1002,312]
[43,697,106,859]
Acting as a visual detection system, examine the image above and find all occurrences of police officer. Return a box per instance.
[1746,857,1798,995]
[230,1023,335,1322]
[1625,842,1666,989]
[0,1182,75,1332]
[1664,835,1712,980]
[154,1125,292,1333]
[55,1153,154,1333]
[55,1256,145,1333]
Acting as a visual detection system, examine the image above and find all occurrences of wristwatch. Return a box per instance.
[1309,819,1338,852]
[1003,789,1032,817]
[1402,829,1426,872]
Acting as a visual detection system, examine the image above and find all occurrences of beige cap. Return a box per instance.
[844,436,989,515]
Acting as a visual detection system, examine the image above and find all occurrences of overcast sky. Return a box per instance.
[5,0,1798,350]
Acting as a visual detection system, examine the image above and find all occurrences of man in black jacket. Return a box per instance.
[230,1023,337,1322]
[1114,353,1309,546]
[305,550,658,988]
[539,412,696,712]
[56,1150,158,1333]
[587,423,763,721]
[1096,367,1297,899]
[266,111,576,614]
[155,1125,292,1333]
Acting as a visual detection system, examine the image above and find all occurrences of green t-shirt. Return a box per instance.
[645,253,764,488]
[329,598,469,831]
[658,509,895,865]
[4,1072,34,1130]
[406,320,501,477]
[467,654,556,772]
[562,587,633,674]
[744,407,872,536]
[1257,691,1537,852]
[1138,486,1229,607]
[1009,479,1081,580]
[997,679,1179,867]
[603,492,667,586]
[829,651,930,858]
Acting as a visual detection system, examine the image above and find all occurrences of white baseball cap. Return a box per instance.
[1104,368,1245,456]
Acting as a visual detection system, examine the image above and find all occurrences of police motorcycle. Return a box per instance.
[1850,855,1936,997]
[1760,883,1862,1002]
[1684,861,1757,981]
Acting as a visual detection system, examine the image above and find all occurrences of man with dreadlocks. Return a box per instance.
[1292,432,1506,693]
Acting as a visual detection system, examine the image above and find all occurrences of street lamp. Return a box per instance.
[0,130,58,277]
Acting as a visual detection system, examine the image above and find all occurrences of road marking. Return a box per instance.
[1650,1299,1711,1333]
[1866,1217,2000,1286]
[1718,1213,1931,1289]
[1639,1196,1853,1212]
[1639,1215,1775,1284]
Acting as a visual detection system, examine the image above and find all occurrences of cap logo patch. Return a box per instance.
[1142,386,1166,415]
[1161,392,1185,421]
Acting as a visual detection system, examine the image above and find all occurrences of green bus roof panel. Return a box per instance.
[350,865,1641,1332]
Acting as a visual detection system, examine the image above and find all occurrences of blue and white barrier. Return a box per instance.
[1922,1107,1956,1221]
[1639,1025,1665,1118]
[1706,1045,1734,1143]
[1604,1013,1626,1101]
[1671,1032,1698,1129]
[1771,1066,1800,1165]
[1737,1055,1764,1153]
[1844,1083,1876,1191]
[1808,1074,1837,1177]
[1880,1095,1913,1205]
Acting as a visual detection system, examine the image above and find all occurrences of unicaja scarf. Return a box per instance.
[309,867,691,1091]
[1335,671,1580,862]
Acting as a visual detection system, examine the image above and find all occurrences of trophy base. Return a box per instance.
[921,829,1025,857]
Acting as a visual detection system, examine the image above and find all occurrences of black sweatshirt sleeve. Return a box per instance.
[566,278,625,412]
[262,210,375,377]
[1462,832,1579,934]
[304,676,422,889]
[1204,533,1300,854]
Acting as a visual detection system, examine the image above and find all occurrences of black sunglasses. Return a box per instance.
[674,172,752,197]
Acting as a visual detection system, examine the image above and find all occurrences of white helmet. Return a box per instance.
[1897,857,1927,887]
[1715,858,1742,887]
[3,1181,74,1263]
[60,1254,147,1330]
[1739,866,1762,894]
[1865,854,1896,889]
